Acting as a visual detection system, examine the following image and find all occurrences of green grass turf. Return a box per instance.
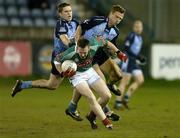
[0,78,180,138]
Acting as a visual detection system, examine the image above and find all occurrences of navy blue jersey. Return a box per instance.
[81,16,119,45]
[53,18,79,57]
[124,32,143,59]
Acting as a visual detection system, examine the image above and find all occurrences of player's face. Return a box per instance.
[133,21,143,35]
[108,11,124,27]
[59,6,72,22]
[77,45,90,59]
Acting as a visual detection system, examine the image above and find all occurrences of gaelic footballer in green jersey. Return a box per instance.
[54,37,127,76]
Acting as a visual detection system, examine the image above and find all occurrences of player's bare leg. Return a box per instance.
[32,74,62,89]
[115,71,144,109]
[103,58,122,83]
[90,78,111,108]
[93,64,106,82]
[75,81,112,129]
[100,58,122,96]
[11,74,63,97]
[65,89,83,121]
[114,73,131,110]
[94,59,121,121]
[125,72,144,100]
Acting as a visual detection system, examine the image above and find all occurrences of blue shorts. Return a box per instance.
[50,46,67,76]
[92,47,109,66]
[51,54,61,76]
[119,57,141,74]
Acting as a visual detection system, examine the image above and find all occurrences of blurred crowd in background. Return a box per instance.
[0,0,180,79]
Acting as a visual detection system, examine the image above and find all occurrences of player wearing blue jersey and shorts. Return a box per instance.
[11,3,82,121]
[114,20,146,110]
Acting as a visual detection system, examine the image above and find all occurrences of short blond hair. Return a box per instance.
[110,5,126,14]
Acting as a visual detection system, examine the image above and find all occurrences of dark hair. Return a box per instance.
[57,2,71,13]
[77,38,89,48]
[110,5,126,14]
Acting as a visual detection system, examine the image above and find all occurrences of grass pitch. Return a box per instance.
[0,78,180,138]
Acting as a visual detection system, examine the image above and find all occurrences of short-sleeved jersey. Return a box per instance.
[57,38,104,72]
[53,18,79,57]
[81,16,119,45]
[124,32,143,59]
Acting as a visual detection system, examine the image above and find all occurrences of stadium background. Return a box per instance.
[0,0,180,137]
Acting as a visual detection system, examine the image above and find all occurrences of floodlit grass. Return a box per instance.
[0,78,180,138]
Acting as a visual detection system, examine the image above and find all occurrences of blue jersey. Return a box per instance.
[53,18,79,57]
[124,32,143,59]
[81,16,119,45]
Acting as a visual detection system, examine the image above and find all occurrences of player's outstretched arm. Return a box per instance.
[105,40,128,62]
[59,34,75,47]
[95,36,127,62]
[75,25,82,41]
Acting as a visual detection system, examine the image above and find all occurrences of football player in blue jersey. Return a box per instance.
[11,3,82,121]
[76,5,127,95]
[66,5,127,123]
[114,20,146,110]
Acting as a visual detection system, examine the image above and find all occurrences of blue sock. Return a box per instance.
[68,102,77,113]
[115,100,123,107]
[124,94,129,102]
[20,81,32,89]
[103,106,110,114]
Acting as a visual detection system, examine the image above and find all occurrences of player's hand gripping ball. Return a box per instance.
[61,60,77,77]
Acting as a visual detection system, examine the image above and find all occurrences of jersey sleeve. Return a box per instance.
[111,34,119,45]
[55,20,68,38]
[55,46,76,63]
[89,38,104,51]
[72,19,79,28]
[124,32,135,47]
[90,49,96,57]
[124,32,136,57]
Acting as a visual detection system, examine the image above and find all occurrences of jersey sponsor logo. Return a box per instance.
[74,58,79,62]
[125,41,130,46]
[77,58,92,68]
[83,19,89,24]
[59,27,66,32]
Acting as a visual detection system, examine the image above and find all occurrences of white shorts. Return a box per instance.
[69,67,100,87]
[132,69,143,77]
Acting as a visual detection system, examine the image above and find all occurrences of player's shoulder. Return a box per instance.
[71,18,79,25]
[85,16,106,24]
[63,46,76,56]
[89,48,96,54]
[56,18,66,26]
[91,16,106,20]
[127,32,136,39]
[113,25,120,35]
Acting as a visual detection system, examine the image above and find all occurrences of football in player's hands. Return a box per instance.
[62,68,76,77]
[61,60,77,77]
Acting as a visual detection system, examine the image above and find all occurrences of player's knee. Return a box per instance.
[47,83,59,90]
[103,92,112,102]
[136,77,144,86]
[87,95,97,105]
[109,71,122,82]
